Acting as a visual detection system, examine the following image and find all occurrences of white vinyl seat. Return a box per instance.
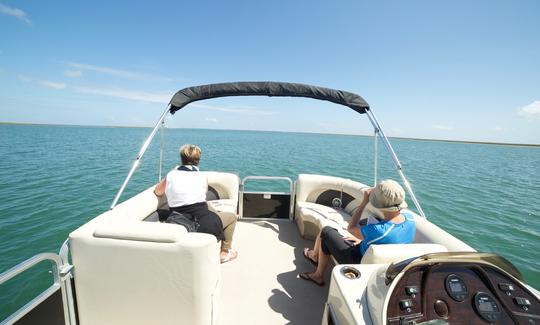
[361,243,449,264]
[295,174,368,239]
[203,171,239,220]
[296,201,352,234]
[69,186,222,325]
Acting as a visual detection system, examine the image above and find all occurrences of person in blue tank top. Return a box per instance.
[299,179,416,286]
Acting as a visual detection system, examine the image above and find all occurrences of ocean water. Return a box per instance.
[0,124,539,319]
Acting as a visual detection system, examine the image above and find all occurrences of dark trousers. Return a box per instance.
[320,226,362,264]
[171,202,225,242]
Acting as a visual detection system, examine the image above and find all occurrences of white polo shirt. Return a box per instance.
[165,168,207,208]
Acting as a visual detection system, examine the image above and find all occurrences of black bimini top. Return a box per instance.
[169,81,369,115]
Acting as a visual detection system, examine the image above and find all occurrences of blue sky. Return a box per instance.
[1,1,539,144]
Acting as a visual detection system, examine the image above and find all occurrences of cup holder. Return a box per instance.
[340,266,361,280]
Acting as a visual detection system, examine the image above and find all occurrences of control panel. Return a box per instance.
[386,263,540,325]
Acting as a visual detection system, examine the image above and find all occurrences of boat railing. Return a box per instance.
[239,176,295,219]
[0,253,76,325]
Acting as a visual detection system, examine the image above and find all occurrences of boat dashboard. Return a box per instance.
[386,260,540,324]
[325,252,539,325]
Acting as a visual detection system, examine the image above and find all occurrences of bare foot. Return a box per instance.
[220,249,238,263]
[299,272,324,286]
[303,248,318,266]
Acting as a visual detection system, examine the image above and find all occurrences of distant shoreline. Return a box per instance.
[2,121,539,148]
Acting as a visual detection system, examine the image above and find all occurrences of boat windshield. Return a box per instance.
[385,252,523,285]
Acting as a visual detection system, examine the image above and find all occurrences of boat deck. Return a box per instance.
[221,219,330,325]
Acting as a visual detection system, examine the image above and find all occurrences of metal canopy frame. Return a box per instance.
[109,82,426,219]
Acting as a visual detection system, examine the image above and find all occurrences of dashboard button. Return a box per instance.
[405,286,419,296]
[515,297,531,307]
[499,283,514,291]
[400,299,413,310]
[434,299,449,318]
[499,283,515,295]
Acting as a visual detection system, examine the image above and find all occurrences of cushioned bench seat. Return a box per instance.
[70,171,240,325]
[207,199,238,218]
[296,201,352,237]
[70,187,221,325]
[295,174,368,240]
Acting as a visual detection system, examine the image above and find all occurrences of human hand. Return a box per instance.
[342,235,361,245]
[362,187,373,203]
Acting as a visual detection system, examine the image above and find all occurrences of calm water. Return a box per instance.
[1,124,539,318]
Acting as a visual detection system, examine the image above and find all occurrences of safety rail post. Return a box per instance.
[59,239,77,325]
[0,253,74,325]
[365,109,427,218]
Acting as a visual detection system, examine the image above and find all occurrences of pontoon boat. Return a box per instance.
[1,82,539,325]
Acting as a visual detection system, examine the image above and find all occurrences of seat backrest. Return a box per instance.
[203,171,239,203]
[295,174,368,215]
[361,243,449,264]
[413,215,476,252]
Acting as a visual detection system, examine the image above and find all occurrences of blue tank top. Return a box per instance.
[359,212,416,255]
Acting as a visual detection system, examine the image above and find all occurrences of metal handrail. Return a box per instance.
[58,239,77,325]
[0,253,72,325]
[239,176,294,219]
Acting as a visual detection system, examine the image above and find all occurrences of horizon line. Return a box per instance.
[1,121,539,148]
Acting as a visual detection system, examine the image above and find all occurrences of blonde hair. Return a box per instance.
[179,144,202,166]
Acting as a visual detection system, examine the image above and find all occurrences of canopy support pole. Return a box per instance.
[373,128,379,186]
[110,105,171,209]
[365,109,427,218]
[159,119,165,181]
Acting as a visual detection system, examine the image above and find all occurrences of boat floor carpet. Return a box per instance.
[220,219,331,325]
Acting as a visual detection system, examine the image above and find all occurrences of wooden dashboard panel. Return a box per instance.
[386,263,540,325]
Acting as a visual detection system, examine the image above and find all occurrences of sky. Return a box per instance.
[1,1,539,144]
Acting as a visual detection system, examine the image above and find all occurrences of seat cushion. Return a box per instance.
[207,199,238,219]
[361,243,448,264]
[296,201,352,239]
[94,221,187,242]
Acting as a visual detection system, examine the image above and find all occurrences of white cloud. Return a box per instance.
[40,80,66,89]
[65,70,82,78]
[18,75,33,82]
[518,101,540,119]
[0,3,31,25]
[493,125,503,132]
[432,124,453,131]
[65,61,171,81]
[205,117,218,123]
[73,86,170,103]
[192,103,275,116]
